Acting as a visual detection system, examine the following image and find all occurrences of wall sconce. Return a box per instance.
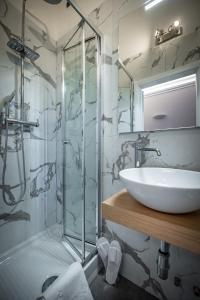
[155,20,183,45]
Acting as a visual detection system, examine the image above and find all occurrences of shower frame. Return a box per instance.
[61,1,102,264]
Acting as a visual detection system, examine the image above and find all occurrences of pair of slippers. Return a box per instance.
[96,237,122,285]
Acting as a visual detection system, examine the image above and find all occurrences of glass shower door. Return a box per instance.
[63,22,99,261]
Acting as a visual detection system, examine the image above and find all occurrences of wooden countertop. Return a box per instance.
[102,189,200,255]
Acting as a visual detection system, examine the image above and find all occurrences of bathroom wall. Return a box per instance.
[86,0,200,299]
[1,0,199,298]
[118,0,200,132]
[0,0,57,255]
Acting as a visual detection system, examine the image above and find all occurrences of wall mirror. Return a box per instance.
[117,59,134,133]
[117,0,200,133]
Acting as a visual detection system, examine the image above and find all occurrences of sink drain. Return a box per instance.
[42,275,58,293]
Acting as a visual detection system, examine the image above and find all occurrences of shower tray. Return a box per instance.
[0,228,75,300]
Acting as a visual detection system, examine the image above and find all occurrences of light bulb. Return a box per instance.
[155,29,159,37]
[174,20,180,27]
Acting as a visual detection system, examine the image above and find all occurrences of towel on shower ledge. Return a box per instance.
[39,262,93,300]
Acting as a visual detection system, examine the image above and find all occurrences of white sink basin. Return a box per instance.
[119,168,200,214]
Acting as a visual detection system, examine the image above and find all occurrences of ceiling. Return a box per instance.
[8,0,104,41]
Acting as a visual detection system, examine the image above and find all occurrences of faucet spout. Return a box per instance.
[156,149,162,156]
[135,146,161,167]
[137,147,161,156]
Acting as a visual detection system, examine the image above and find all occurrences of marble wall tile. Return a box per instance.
[0,0,57,255]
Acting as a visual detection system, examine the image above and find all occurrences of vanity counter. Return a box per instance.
[102,189,200,254]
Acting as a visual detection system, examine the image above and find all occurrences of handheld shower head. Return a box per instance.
[7,38,40,61]
[44,0,70,6]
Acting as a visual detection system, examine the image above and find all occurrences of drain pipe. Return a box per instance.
[157,241,170,280]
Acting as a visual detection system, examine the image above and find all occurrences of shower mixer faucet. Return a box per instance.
[135,145,161,168]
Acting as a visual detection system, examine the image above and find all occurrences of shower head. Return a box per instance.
[44,0,62,4]
[44,0,70,6]
[7,38,40,61]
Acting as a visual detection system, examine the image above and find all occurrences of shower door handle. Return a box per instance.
[63,140,70,145]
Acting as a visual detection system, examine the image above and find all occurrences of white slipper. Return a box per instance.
[106,240,122,285]
[96,237,110,269]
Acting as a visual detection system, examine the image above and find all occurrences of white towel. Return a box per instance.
[39,262,93,300]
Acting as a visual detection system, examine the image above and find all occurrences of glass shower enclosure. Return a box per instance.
[62,20,101,262]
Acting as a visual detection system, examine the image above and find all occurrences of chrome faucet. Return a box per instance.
[135,145,161,167]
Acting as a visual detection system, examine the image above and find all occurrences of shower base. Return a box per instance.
[0,226,76,300]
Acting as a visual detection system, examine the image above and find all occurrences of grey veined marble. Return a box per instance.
[30,162,56,198]
[0,0,57,254]
[0,210,30,223]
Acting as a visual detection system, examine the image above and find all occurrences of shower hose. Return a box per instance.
[2,120,27,206]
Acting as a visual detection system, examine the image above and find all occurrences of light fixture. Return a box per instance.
[155,20,183,45]
[142,74,196,96]
[145,0,164,11]
[154,29,163,38]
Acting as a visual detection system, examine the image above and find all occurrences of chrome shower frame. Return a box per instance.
[61,1,102,263]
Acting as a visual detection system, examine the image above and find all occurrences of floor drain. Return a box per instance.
[42,276,58,293]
